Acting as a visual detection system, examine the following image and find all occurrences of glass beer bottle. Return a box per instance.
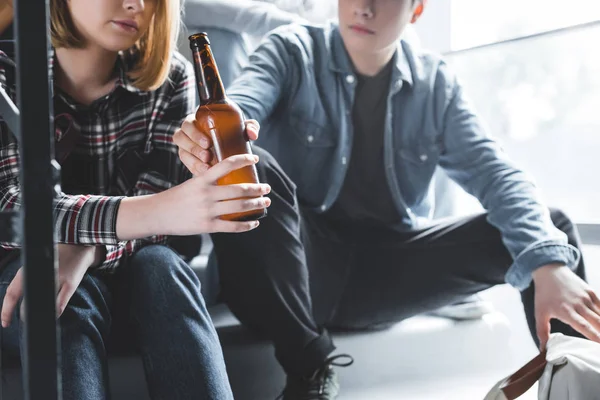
[189,33,266,221]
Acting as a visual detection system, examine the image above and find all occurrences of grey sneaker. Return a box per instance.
[429,294,494,320]
[278,355,354,400]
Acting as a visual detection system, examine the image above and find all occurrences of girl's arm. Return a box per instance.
[0,53,268,256]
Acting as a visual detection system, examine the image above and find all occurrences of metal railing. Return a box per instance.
[0,1,61,399]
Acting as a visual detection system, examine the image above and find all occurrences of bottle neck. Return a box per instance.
[191,43,226,105]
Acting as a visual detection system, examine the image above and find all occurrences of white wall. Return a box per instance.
[412,0,453,53]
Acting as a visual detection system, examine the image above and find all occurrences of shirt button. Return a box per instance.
[307,135,314,143]
[346,75,355,84]
[420,154,428,162]
[320,204,327,211]
[341,156,347,165]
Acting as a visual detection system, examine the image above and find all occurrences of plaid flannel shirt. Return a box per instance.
[0,50,195,272]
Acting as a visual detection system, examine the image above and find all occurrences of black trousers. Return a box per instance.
[211,147,586,377]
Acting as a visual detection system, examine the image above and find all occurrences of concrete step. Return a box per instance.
[0,305,513,400]
[340,374,538,400]
[211,304,513,399]
[1,245,517,399]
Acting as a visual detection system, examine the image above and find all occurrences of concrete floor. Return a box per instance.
[337,245,600,399]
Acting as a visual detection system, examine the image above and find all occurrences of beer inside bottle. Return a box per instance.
[189,33,266,221]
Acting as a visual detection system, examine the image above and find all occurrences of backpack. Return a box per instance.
[485,333,600,399]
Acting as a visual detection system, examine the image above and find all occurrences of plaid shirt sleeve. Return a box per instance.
[0,54,125,250]
[0,122,125,249]
[100,53,196,271]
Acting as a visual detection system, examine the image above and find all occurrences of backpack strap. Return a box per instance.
[500,351,547,399]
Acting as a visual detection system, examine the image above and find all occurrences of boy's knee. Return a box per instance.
[252,146,279,178]
[549,208,574,231]
[252,145,298,205]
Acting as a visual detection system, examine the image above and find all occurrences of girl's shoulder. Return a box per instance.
[167,51,194,87]
[122,49,193,93]
[150,51,194,96]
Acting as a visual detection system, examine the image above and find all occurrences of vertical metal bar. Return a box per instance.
[13,0,61,399]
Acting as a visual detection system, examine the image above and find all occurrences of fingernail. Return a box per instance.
[200,139,209,148]
[265,198,272,207]
[253,155,259,162]
[2,320,7,328]
[253,221,260,228]
[265,185,271,194]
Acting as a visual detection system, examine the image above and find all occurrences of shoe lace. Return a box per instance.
[277,354,354,399]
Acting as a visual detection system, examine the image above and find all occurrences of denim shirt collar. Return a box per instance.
[326,22,413,88]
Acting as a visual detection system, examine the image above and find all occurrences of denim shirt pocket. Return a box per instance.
[284,114,336,205]
[289,114,336,148]
[398,141,440,166]
[396,140,441,206]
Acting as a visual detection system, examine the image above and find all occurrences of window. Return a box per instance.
[451,0,600,51]
[443,13,600,223]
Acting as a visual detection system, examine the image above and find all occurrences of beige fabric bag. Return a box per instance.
[484,333,600,399]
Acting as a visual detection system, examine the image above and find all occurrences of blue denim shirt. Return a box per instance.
[228,22,580,290]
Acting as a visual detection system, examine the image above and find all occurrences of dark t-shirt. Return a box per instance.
[325,60,401,228]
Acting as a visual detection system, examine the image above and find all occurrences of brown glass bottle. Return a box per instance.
[189,33,266,221]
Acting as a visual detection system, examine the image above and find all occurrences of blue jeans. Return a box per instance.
[0,245,233,400]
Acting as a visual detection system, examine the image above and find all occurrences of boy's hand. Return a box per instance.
[174,115,260,176]
[533,264,600,350]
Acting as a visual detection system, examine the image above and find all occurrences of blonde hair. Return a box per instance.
[50,0,181,91]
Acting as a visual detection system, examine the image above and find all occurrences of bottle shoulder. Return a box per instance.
[197,98,243,115]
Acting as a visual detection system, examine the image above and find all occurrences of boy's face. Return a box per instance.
[338,0,422,55]
[68,0,156,52]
